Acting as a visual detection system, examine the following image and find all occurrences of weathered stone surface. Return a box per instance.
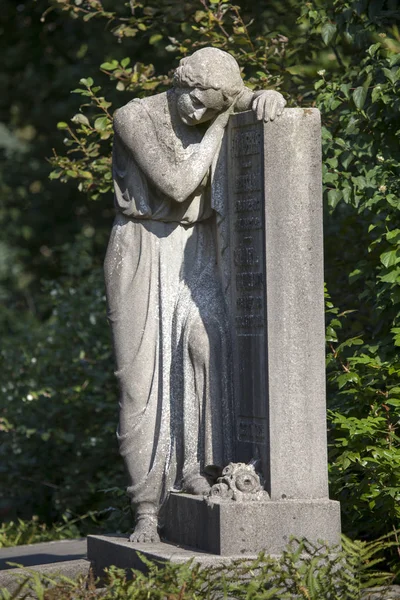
[104,46,286,542]
[362,587,400,600]
[0,560,90,594]
[163,493,340,555]
[0,538,86,570]
[0,538,89,594]
[207,462,269,501]
[102,44,337,556]
[87,534,256,579]
[224,109,329,501]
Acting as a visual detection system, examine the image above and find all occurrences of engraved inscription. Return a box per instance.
[235,197,260,213]
[235,216,262,231]
[236,296,263,311]
[228,117,268,482]
[236,272,263,291]
[235,171,262,193]
[235,314,264,329]
[231,128,262,157]
[238,417,267,443]
[234,244,259,266]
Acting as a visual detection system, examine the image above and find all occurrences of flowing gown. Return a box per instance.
[104,92,233,511]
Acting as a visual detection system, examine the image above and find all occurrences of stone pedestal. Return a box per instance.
[163,493,340,556]
[87,534,253,578]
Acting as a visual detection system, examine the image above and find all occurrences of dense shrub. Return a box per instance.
[0,237,124,521]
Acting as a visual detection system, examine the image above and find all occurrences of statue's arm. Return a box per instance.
[235,87,286,122]
[114,103,228,203]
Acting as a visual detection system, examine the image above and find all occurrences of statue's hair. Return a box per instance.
[173,47,244,100]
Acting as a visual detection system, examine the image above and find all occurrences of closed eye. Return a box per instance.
[190,93,204,109]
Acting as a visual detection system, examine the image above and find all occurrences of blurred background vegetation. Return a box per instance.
[0,0,399,572]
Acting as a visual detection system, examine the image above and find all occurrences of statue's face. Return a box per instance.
[175,87,228,126]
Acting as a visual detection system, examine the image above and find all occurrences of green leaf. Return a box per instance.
[194,10,207,22]
[340,152,354,169]
[386,229,400,244]
[121,57,130,68]
[368,42,381,56]
[94,117,109,131]
[71,89,91,96]
[353,86,367,110]
[379,269,400,283]
[149,34,162,45]
[71,114,90,126]
[340,83,351,98]
[100,61,118,71]
[121,27,137,37]
[342,457,351,469]
[343,31,353,45]
[383,67,398,85]
[327,189,342,209]
[371,85,382,103]
[342,186,352,204]
[321,23,337,45]
[83,12,96,21]
[79,77,94,87]
[79,171,93,179]
[57,122,68,129]
[326,326,338,342]
[337,372,360,389]
[349,268,362,284]
[380,250,398,268]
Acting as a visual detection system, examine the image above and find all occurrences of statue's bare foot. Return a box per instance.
[129,515,160,543]
[183,475,211,495]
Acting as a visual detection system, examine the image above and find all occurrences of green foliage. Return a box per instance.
[0,514,89,548]
[1,535,399,600]
[50,78,113,200]
[0,237,125,522]
[306,2,400,546]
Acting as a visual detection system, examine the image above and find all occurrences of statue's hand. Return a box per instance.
[252,90,286,122]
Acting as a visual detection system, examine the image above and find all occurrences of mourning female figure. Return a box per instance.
[104,48,286,542]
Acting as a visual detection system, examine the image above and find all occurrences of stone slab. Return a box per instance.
[362,587,400,600]
[0,559,90,594]
[0,538,87,570]
[163,493,341,555]
[87,534,259,578]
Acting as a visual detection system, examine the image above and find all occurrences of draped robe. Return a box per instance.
[104,91,233,510]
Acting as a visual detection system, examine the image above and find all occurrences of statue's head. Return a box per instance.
[173,47,244,125]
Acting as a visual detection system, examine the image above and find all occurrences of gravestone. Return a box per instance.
[88,49,340,570]
[228,109,330,501]
[162,108,341,554]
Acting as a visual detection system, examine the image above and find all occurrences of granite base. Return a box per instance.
[87,534,258,578]
[163,493,341,555]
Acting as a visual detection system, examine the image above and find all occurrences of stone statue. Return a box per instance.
[104,47,286,543]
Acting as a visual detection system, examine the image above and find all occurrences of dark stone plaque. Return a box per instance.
[221,109,332,505]
[227,113,270,489]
